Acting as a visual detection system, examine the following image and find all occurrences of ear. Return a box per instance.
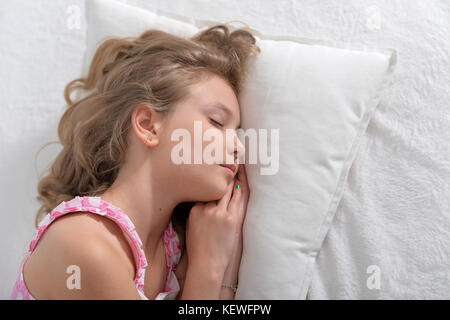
[131,102,164,147]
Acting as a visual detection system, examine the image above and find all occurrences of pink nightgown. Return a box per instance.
[10,196,182,300]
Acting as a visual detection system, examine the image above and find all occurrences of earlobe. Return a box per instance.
[132,103,161,147]
[146,134,159,147]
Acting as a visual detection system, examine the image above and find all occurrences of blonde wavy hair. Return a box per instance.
[34,22,260,252]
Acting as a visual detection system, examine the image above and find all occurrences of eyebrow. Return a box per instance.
[207,102,241,129]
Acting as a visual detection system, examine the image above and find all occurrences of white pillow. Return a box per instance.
[83,0,397,299]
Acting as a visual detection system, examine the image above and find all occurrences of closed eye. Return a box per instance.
[209,118,223,127]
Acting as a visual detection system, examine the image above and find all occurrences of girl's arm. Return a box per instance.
[219,283,236,299]
[218,233,242,300]
[24,215,142,299]
[175,250,236,300]
[59,236,143,299]
[178,259,225,299]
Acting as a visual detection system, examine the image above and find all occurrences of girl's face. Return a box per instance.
[157,74,245,202]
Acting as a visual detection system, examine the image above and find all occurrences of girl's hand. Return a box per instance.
[185,165,248,273]
[221,164,250,288]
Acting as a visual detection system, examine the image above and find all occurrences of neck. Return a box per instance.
[98,162,179,259]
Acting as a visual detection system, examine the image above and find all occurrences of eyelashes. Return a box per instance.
[209,118,224,127]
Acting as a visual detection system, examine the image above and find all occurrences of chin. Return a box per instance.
[179,164,233,202]
[201,165,232,200]
[208,178,230,200]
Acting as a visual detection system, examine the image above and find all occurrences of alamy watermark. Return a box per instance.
[66,5,81,30]
[170,120,279,175]
[366,264,381,290]
[66,265,81,290]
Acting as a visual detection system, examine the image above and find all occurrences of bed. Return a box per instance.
[1,0,449,299]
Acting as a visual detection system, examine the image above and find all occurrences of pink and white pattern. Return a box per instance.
[10,196,182,300]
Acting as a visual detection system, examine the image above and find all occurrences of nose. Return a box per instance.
[227,131,245,164]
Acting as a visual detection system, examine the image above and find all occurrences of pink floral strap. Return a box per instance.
[29,196,149,292]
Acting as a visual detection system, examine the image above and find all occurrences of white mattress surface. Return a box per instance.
[1,0,449,299]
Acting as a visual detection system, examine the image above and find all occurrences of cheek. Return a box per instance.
[168,115,225,154]
[202,129,228,163]
[175,163,229,201]
[198,166,229,199]
[163,119,227,166]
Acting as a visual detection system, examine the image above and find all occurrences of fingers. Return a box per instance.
[201,164,248,214]
[227,173,243,214]
[233,165,249,221]
[236,164,248,188]
[191,202,205,215]
[236,164,249,200]
[204,200,217,211]
[217,180,234,210]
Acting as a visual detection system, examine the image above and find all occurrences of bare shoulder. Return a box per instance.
[23,212,139,299]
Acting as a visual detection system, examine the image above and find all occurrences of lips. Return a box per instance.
[219,163,237,176]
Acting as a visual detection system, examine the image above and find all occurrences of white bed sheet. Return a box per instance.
[0,0,86,299]
[1,0,449,299]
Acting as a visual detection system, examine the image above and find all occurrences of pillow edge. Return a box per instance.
[297,48,398,300]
